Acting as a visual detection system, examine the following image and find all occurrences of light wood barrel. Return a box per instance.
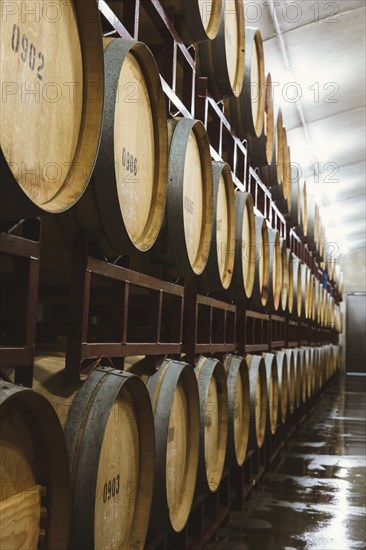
[287,248,294,315]
[61,37,168,256]
[195,357,228,492]
[33,356,155,549]
[290,164,300,226]
[297,348,308,403]
[262,353,279,435]
[229,191,256,300]
[247,73,274,167]
[317,347,325,389]
[306,193,317,251]
[199,0,245,99]
[226,27,265,138]
[278,238,289,313]
[269,110,284,187]
[267,228,282,312]
[223,355,250,467]
[201,162,236,290]
[252,215,270,308]
[292,256,302,319]
[277,350,294,414]
[160,0,222,43]
[281,129,292,212]
[303,347,313,398]
[246,355,267,450]
[301,264,311,320]
[0,380,70,550]
[163,118,213,276]
[0,0,104,221]
[285,349,301,409]
[274,351,288,423]
[135,360,200,534]
[300,180,308,237]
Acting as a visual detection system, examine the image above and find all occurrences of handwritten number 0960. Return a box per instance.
[11,24,44,81]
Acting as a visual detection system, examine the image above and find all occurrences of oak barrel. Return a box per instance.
[162,118,213,276]
[286,248,294,315]
[223,355,250,467]
[195,357,228,492]
[247,73,275,167]
[0,380,70,550]
[201,162,236,290]
[229,191,256,300]
[133,359,200,534]
[262,353,279,435]
[62,37,168,256]
[199,0,245,99]
[252,215,270,308]
[0,0,104,221]
[285,349,300,410]
[269,109,284,187]
[292,256,302,319]
[281,128,292,212]
[225,27,265,138]
[267,228,282,312]
[275,351,288,423]
[160,0,222,43]
[246,355,267,450]
[278,238,289,313]
[303,347,313,398]
[33,357,155,549]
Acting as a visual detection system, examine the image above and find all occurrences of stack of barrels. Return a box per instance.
[0,2,343,548]
[1,342,341,548]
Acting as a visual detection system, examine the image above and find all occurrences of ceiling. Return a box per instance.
[251,0,366,253]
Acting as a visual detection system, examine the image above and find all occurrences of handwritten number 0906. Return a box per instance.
[11,24,44,81]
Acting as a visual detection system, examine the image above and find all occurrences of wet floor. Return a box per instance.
[206,375,366,550]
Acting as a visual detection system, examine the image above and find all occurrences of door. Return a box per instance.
[346,293,366,373]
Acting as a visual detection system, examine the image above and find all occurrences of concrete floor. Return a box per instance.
[206,374,366,550]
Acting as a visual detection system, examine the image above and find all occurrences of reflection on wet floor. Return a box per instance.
[206,375,366,550]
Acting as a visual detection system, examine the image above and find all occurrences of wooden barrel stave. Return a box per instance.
[274,351,288,423]
[266,228,282,312]
[247,73,274,167]
[159,0,223,43]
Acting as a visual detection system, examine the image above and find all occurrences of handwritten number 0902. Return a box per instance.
[11,24,44,81]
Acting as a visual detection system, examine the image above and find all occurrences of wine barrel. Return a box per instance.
[0,1,104,222]
[223,355,250,467]
[262,353,279,435]
[287,249,295,315]
[275,351,288,423]
[281,129,292,213]
[267,228,282,312]
[296,348,308,403]
[299,180,307,237]
[132,359,200,534]
[246,355,267,450]
[303,347,313,398]
[199,0,245,99]
[201,162,236,290]
[290,164,301,226]
[60,37,168,256]
[225,27,265,138]
[306,193,317,251]
[246,73,274,167]
[301,264,311,320]
[292,256,302,319]
[278,350,294,414]
[285,349,301,409]
[252,215,270,308]
[160,118,213,276]
[279,238,289,313]
[160,0,222,43]
[229,191,256,300]
[269,110,284,187]
[195,357,228,492]
[33,356,155,549]
[0,380,70,550]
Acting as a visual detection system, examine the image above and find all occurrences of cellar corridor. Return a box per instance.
[207,375,366,550]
